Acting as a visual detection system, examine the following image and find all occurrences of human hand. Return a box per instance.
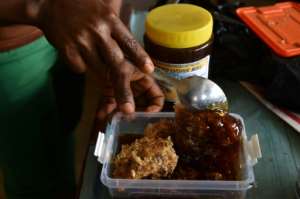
[33,0,155,113]
[97,67,164,121]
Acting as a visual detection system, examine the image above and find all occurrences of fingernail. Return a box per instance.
[120,102,134,114]
[146,106,160,112]
[145,60,154,73]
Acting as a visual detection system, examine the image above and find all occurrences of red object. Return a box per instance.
[237,2,300,57]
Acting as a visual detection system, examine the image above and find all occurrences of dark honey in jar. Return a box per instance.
[145,4,213,102]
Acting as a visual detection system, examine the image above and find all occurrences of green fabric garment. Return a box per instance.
[0,37,75,199]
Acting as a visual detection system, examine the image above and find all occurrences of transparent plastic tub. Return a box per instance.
[95,112,261,199]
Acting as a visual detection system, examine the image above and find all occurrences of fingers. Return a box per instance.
[94,28,125,69]
[91,15,155,114]
[96,95,117,133]
[113,60,136,114]
[94,32,136,113]
[97,85,117,120]
[63,44,87,74]
[111,18,154,74]
[133,75,165,112]
[78,28,136,114]
[97,97,117,121]
[144,85,165,112]
[102,0,123,16]
[74,15,158,115]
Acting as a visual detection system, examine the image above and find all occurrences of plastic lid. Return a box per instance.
[145,4,213,49]
[237,2,300,57]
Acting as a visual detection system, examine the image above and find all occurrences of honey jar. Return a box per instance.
[145,4,213,102]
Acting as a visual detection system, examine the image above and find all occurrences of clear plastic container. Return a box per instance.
[94,112,261,199]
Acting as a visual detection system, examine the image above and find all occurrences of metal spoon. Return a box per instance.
[168,76,229,112]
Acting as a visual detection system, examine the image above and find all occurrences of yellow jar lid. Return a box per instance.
[145,4,213,49]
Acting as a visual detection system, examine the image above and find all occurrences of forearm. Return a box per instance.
[0,0,122,26]
[0,0,42,25]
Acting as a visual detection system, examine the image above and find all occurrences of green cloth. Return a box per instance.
[0,37,75,199]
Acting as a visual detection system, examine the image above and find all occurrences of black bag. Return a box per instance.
[179,0,300,112]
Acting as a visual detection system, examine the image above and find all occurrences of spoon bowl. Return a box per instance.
[174,76,228,112]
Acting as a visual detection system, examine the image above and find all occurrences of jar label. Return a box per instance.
[153,55,210,102]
